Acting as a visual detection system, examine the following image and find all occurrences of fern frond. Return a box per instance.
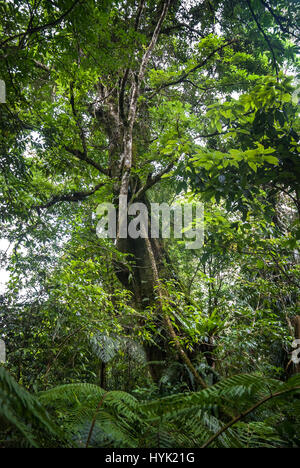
[0,367,63,447]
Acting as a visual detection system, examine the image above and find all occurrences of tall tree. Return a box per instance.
[0,0,299,384]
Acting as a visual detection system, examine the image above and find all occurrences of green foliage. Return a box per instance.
[0,366,63,447]
[0,0,299,450]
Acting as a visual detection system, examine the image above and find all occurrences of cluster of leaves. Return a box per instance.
[0,366,63,447]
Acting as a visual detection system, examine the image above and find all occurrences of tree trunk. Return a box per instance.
[292,315,300,374]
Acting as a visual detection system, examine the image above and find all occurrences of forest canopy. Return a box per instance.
[0,0,300,449]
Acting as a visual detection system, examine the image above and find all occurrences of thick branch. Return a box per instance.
[119,1,146,123]
[161,22,205,38]
[119,68,130,123]
[33,60,52,73]
[137,0,171,84]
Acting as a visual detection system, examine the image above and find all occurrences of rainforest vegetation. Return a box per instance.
[0,0,300,449]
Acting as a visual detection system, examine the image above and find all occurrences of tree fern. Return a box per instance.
[37,373,300,448]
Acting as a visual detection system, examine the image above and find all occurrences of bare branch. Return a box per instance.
[137,0,171,84]
[119,1,146,123]
[161,22,205,38]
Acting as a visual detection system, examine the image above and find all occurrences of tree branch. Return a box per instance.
[33,60,52,73]
[137,0,171,84]
[70,81,88,156]
[134,0,146,31]
[64,146,109,176]
[246,0,279,76]
[139,220,208,390]
[0,0,81,48]
[161,22,205,38]
[202,385,300,448]
[132,162,174,201]
[119,0,170,200]
[259,0,300,40]
[64,147,109,176]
